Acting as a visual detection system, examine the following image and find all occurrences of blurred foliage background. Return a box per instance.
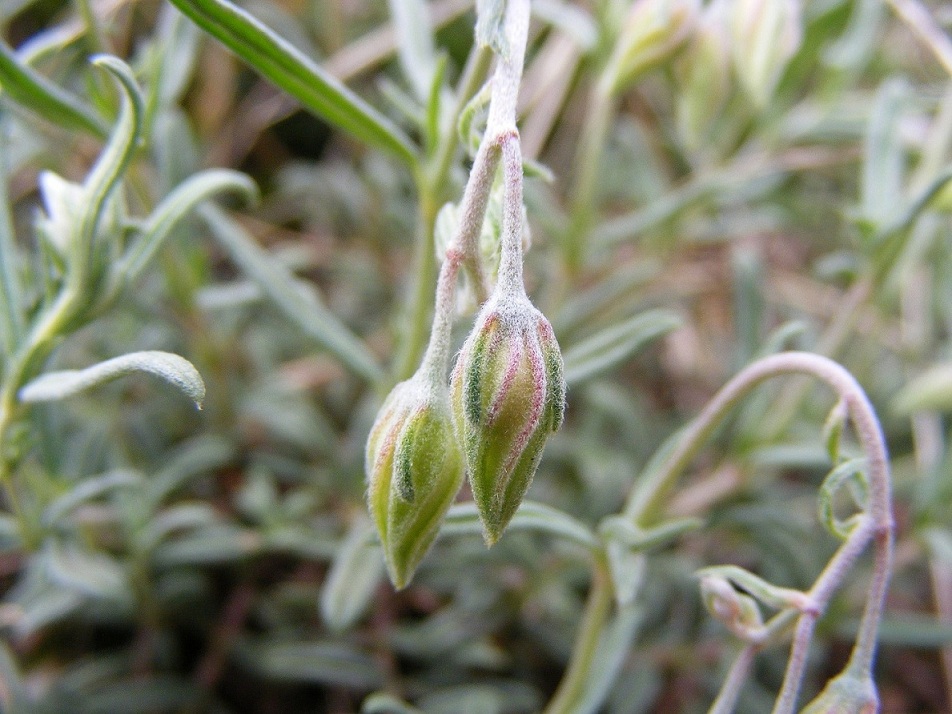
[2,0,952,712]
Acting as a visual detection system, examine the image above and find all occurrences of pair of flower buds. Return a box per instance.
[366,286,565,588]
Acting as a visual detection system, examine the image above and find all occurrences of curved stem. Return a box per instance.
[620,352,893,713]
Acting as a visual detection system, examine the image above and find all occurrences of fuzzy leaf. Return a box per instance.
[321,518,384,633]
[893,363,952,414]
[20,351,206,408]
[563,309,682,385]
[122,169,258,282]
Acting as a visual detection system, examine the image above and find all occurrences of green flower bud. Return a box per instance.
[607,0,700,95]
[799,668,878,714]
[366,378,464,589]
[729,0,802,108]
[450,292,565,545]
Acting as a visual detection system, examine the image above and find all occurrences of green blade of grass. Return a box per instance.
[0,40,107,137]
[167,0,418,165]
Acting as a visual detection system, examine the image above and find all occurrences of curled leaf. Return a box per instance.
[19,350,206,408]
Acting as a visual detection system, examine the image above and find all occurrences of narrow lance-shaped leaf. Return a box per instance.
[0,39,108,137]
[0,639,29,713]
[167,0,417,165]
[42,469,143,527]
[121,168,259,282]
[861,79,907,230]
[320,516,384,633]
[441,501,599,550]
[64,56,143,289]
[562,309,682,386]
[892,363,952,414]
[388,0,437,101]
[199,204,383,384]
[19,350,206,408]
[0,163,25,359]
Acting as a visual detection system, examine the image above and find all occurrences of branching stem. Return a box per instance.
[620,352,892,713]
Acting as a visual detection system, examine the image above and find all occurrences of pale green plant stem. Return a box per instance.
[617,352,891,713]
[418,247,461,388]
[708,608,800,714]
[395,0,531,382]
[0,287,84,547]
[393,45,492,382]
[709,644,757,714]
[543,553,613,714]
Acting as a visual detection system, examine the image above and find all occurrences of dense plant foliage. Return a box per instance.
[0,0,950,712]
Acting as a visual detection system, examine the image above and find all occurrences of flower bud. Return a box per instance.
[729,0,802,108]
[366,378,464,588]
[799,669,878,714]
[700,574,764,641]
[450,292,565,545]
[607,0,700,95]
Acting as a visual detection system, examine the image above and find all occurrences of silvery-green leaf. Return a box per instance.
[563,309,682,386]
[0,640,29,712]
[137,503,220,552]
[200,204,382,383]
[532,0,597,50]
[442,501,599,550]
[42,540,133,604]
[122,169,258,282]
[42,469,143,527]
[420,685,503,714]
[11,586,84,638]
[153,7,202,108]
[19,350,206,408]
[860,78,907,231]
[893,363,952,414]
[362,693,423,714]
[605,541,645,607]
[34,171,86,255]
[570,603,643,714]
[147,435,234,506]
[235,640,384,689]
[0,166,24,356]
[166,0,417,164]
[388,0,437,101]
[320,517,384,633]
[476,0,509,56]
[71,56,143,275]
[152,524,260,566]
[923,528,952,565]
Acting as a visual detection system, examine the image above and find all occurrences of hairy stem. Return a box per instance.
[394,1,528,381]
[621,352,892,712]
[709,644,758,714]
